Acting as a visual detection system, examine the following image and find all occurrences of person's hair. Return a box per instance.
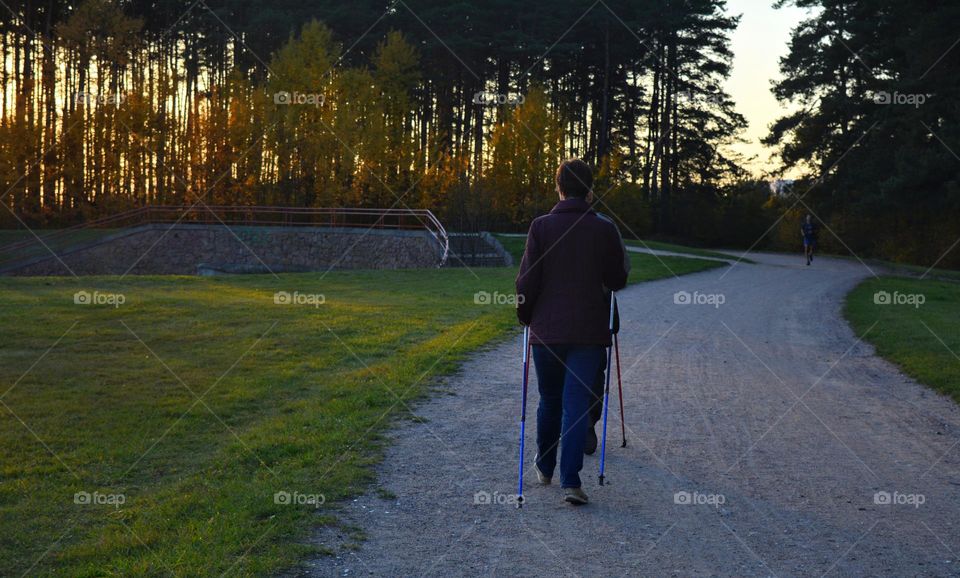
[555,158,593,199]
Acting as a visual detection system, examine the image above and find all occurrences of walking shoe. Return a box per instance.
[534,455,552,485]
[563,487,589,505]
[584,423,598,455]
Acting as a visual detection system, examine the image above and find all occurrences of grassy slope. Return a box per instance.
[0,253,723,576]
[845,276,960,402]
[0,230,121,244]
[849,255,960,282]
[0,230,42,244]
[494,233,750,264]
[623,239,754,263]
[0,229,121,268]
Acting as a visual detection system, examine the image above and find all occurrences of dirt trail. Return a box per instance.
[304,253,960,577]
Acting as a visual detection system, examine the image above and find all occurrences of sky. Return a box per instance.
[722,0,813,179]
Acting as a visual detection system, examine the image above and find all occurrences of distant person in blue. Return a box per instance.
[801,214,818,266]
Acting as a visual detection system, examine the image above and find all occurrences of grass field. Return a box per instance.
[0,252,723,575]
[845,276,960,402]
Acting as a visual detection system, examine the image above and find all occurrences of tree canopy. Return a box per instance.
[0,0,745,235]
[2,0,957,265]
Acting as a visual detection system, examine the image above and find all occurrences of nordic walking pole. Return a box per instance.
[598,292,616,486]
[614,307,626,448]
[516,325,531,508]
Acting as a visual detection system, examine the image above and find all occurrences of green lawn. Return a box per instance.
[625,251,727,282]
[845,276,960,402]
[0,252,723,576]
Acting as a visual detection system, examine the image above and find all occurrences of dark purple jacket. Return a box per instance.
[516,198,629,346]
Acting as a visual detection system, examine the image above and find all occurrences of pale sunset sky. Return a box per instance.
[722,0,812,179]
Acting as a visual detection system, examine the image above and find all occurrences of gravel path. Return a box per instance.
[303,252,960,577]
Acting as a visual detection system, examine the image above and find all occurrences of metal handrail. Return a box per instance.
[1,206,450,267]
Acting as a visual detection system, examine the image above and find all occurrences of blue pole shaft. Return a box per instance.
[598,293,616,485]
[615,333,626,447]
[517,326,530,507]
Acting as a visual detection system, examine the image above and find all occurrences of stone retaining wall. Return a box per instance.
[5,224,443,276]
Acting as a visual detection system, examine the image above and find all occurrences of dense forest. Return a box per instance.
[1,0,958,265]
[0,0,746,232]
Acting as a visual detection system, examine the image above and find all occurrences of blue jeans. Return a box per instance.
[532,344,606,488]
